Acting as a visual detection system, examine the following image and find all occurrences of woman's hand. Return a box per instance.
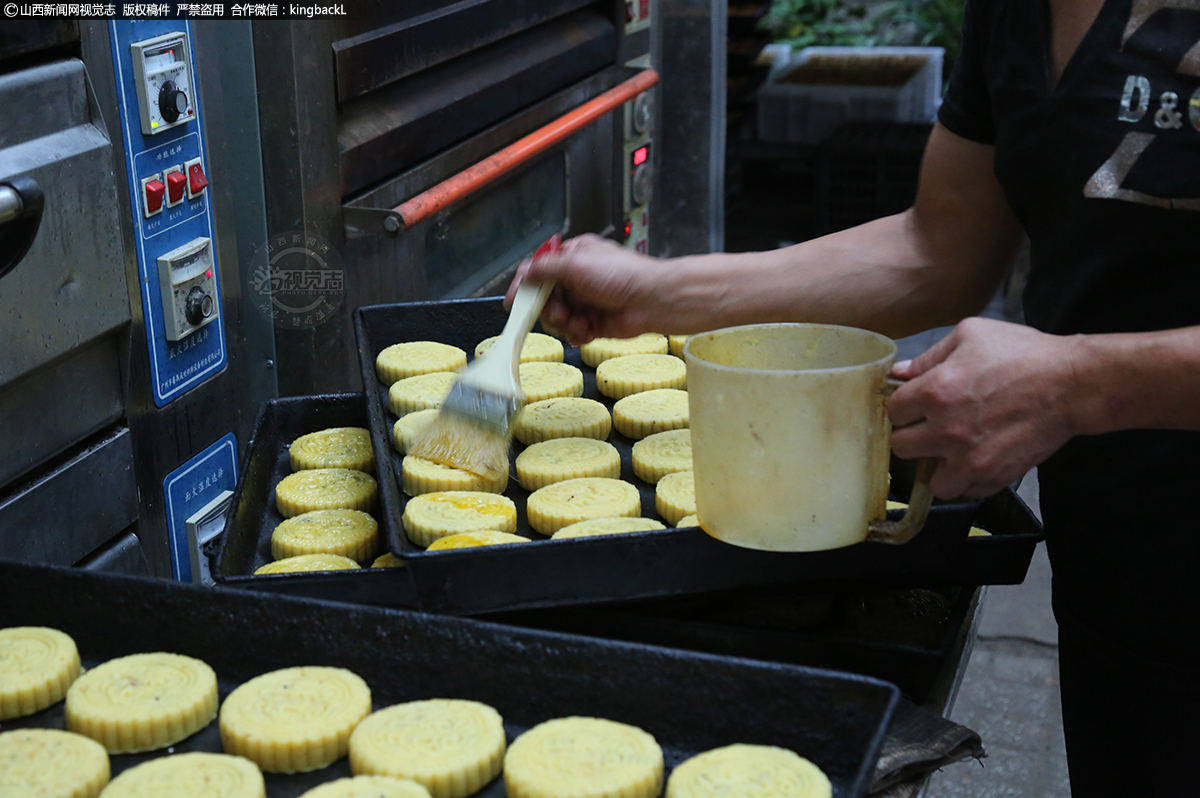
[506,234,665,344]
[888,317,1084,499]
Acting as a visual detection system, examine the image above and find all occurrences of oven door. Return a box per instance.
[0,57,139,567]
[342,65,654,301]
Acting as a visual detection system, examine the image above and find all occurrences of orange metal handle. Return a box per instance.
[393,69,660,230]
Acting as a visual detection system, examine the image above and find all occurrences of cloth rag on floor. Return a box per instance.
[869,699,984,797]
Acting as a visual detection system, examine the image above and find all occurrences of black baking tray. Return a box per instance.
[492,584,975,705]
[0,559,899,798]
[209,392,419,606]
[355,297,1044,615]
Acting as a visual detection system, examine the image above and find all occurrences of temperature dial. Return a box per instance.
[130,32,194,135]
[627,141,653,211]
[159,81,188,124]
[158,236,218,341]
[185,286,213,325]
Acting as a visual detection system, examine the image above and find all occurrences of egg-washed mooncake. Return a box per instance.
[0,626,81,720]
[254,554,362,575]
[371,552,407,568]
[426,532,531,551]
[551,517,666,539]
[66,652,218,754]
[401,456,508,496]
[270,509,379,563]
[275,468,377,518]
[504,716,663,798]
[612,389,689,440]
[475,332,564,364]
[220,666,372,774]
[514,437,621,491]
[655,470,696,526]
[388,372,458,417]
[526,477,641,536]
[0,728,110,798]
[376,342,466,386]
[579,334,669,368]
[666,744,831,798]
[350,698,506,798]
[595,354,686,400]
[513,398,611,445]
[402,491,518,548]
[290,427,374,473]
[518,362,584,403]
[99,752,265,798]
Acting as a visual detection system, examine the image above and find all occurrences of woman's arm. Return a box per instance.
[515,123,1025,343]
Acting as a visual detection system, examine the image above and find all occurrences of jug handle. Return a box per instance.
[867,377,936,545]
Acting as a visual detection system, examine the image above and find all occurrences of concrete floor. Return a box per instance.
[895,310,1071,798]
[925,477,1070,798]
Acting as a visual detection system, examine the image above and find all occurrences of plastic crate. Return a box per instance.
[757,46,943,145]
[816,122,933,234]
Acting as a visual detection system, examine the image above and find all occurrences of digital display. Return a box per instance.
[633,146,648,166]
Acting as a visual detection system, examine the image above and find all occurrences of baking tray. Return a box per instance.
[492,584,975,705]
[209,392,419,606]
[0,559,898,798]
[355,297,1044,615]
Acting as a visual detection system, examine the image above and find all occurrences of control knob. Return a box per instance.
[185,286,213,325]
[632,92,653,135]
[632,162,653,207]
[158,81,188,124]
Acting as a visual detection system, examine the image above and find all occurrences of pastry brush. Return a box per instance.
[408,235,559,477]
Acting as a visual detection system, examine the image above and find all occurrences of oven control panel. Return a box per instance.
[623,89,654,252]
[110,22,225,407]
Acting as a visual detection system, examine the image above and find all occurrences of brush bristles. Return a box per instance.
[408,411,513,479]
[441,380,523,433]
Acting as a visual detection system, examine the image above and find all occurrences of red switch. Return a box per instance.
[639,0,650,17]
[186,159,209,199]
[143,178,165,217]
[625,0,634,21]
[166,170,188,205]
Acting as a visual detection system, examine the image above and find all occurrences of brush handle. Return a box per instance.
[496,277,555,376]
[493,235,560,379]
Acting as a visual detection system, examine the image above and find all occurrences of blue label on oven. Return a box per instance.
[162,433,238,582]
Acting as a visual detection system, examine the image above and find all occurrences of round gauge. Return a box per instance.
[158,81,188,124]
[185,286,211,325]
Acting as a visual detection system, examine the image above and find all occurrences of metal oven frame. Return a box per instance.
[0,4,726,579]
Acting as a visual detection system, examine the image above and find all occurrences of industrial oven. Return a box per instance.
[0,4,724,581]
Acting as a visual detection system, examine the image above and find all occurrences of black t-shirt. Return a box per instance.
[938,0,1200,663]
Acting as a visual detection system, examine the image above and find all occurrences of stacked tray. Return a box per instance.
[352,297,1043,614]
[208,394,989,704]
[493,584,976,704]
[211,393,419,606]
[0,559,899,798]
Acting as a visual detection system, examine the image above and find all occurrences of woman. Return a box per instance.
[512,0,1200,792]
